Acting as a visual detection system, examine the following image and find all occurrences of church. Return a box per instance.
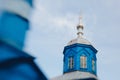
[0,0,98,80]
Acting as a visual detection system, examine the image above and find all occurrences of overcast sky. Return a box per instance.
[25,0,120,80]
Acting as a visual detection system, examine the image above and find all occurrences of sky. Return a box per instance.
[25,0,120,80]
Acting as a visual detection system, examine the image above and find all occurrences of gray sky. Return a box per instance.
[25,0,120,80]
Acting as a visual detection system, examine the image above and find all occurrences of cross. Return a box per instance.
[79,16,83,25]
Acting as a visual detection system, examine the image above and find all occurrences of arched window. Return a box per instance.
[92,59,95,71]
[68,57,74,69]
[80,56,87,68]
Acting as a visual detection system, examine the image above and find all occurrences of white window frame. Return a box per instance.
[92,59,95,71]
[68,57,74,69]
[80,56,87,68]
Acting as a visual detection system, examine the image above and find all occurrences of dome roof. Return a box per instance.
[67,36,91,46]
[67,16,91,46]
[51,71,98,80]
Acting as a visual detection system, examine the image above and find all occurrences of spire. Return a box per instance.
[77,16,84,37]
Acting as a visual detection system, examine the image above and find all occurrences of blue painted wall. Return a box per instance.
[0,12,29,49]
[0,0,33,49]
[0,63,39,80]
[0,43,47,80]
[63,43,97,75]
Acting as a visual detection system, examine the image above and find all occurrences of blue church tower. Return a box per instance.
[51,17,98,80]
[63,17,97,74]
[0,0,47,80]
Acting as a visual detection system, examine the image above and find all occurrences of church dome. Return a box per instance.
[67,16,91,46]
[51,16,98,80]
[67,36,91,46]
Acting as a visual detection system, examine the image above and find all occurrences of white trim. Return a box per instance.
[1,0,32,20]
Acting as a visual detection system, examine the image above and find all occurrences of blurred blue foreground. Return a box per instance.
[0,0,47,80]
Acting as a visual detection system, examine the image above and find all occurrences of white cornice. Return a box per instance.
[1,0,32,20]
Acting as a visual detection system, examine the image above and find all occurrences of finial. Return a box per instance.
[79,16,83,26]
[77,15,84,37]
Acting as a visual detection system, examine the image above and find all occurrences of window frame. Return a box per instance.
[92,59,95,72]
[80,56,87,69]
[68,56,74,69]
